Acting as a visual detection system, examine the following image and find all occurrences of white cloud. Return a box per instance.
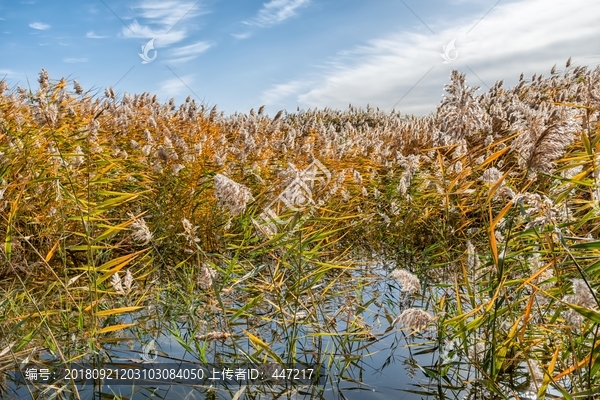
[261,80,313,105]
[133,0,209,27]
[245,0,310,27]
[231,32,252,40]
[0,69,19,77]
[157,74,195,98]
[29,22,50,30]
[123,20,188,47]
[168,40,212,64]
[86,31,108,39]
[63,57,89,63]
[122,0,208,46]
[262,0,600,115]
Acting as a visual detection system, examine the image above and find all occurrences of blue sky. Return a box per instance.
[1,0,600,116]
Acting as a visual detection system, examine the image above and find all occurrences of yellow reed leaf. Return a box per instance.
[97,323,137,334]
[94,306,144,316]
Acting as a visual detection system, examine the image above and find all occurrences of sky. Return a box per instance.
[1,0,600,117]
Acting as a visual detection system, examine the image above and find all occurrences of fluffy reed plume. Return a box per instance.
[213,174,254,216]
[73,80,83,95]
[195,331,230,341]
[111,269,134,295]
[480,167,503,186]
[38,68,49,90]
[393,308,436,331]
[198,264,217,290]
[396,154,420,196]
[0,179,6,201]
[128,214,153,245]
[434,70,482,146]
[466,241,480,271]
[562,279,598,328]
[512,193,559,229]
[390,269,421,294]
[105,86,115,99]
[156,145,168,162]
[70,146,85,168]
[353,169,363,185]
[181,218,201,247]
[272,110,284,122]
[511,103,580,175]
[171,163,185,175]
[569,279,597,309]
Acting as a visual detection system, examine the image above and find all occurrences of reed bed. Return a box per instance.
[1,58,600,398]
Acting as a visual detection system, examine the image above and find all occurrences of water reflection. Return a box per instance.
[0,264,540,399]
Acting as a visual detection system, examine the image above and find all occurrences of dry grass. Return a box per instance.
[1,59,600,397]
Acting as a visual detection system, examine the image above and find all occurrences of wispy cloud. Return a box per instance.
[134,0,208,26]
[157,74,195,98]
[29,22,50,30]
[122,0,208,47]
[0,69,19,78]
[63,57,89,63]
[86,31,108,39]
[168,41,212,64]
[231,32,252,40]
[262,0,600,115]
[245,0,310,27]
[261,80,312,105]
[123,20,187,46]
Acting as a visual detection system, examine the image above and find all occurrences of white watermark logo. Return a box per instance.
[440,38,458,64]
[141,339,158,362]
[139,38,157,64]
[253,159,331,237]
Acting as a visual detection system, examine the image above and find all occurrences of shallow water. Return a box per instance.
[1,263,540,399]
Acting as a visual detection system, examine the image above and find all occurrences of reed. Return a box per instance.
[1,59,600,398]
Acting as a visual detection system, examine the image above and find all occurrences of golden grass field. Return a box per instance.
[1,59,600,398]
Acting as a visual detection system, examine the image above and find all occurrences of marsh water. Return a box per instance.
[2,262,542,400]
